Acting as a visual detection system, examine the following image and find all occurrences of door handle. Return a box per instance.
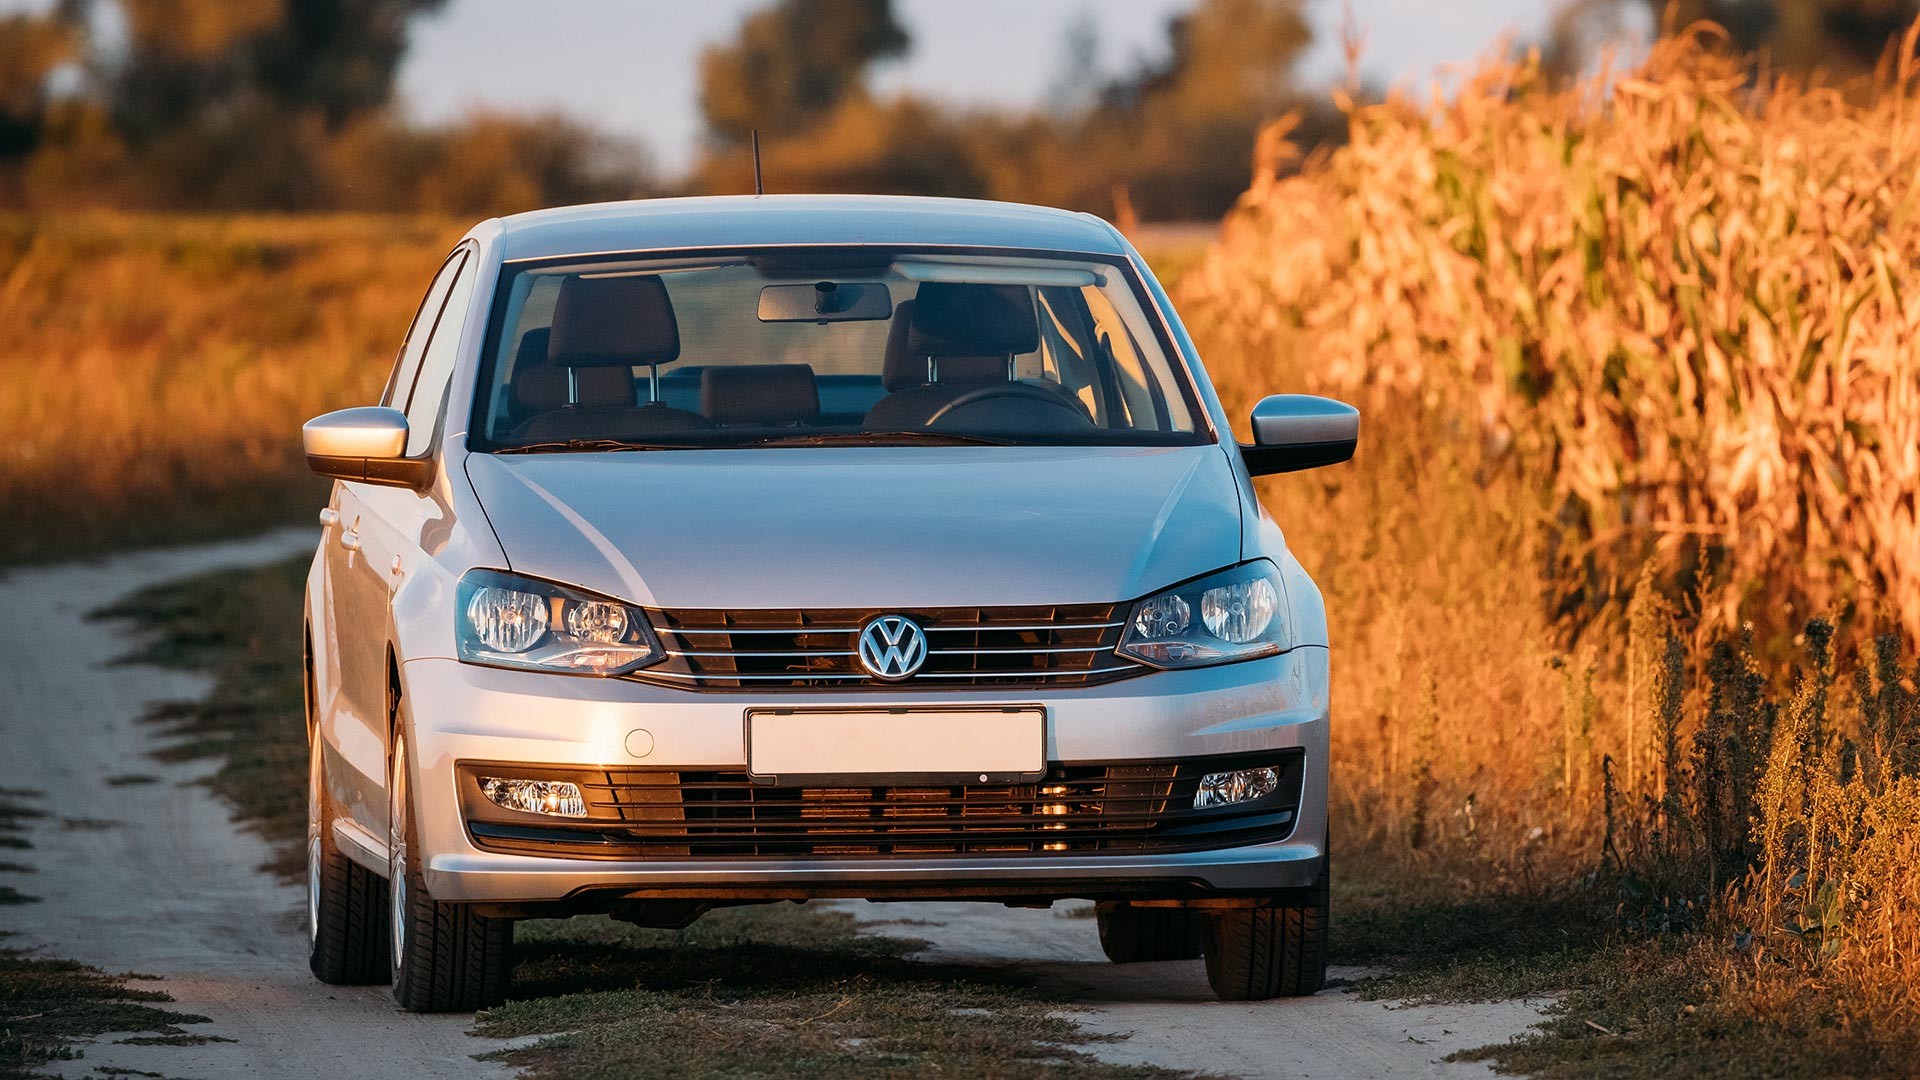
[318,508,340,528]
[339,530,361,552]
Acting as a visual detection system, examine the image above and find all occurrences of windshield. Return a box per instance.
[470,248,1206,451]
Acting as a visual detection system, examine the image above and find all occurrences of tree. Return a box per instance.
[1084,0,1329,219]
[1555,0,1920,81]
[698,0,909,145]
[0,5,82,162]
[110,0,448,141]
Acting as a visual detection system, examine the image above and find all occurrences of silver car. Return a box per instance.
[300,195,1357,1011]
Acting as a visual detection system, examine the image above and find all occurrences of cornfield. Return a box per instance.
[1186,23,1920,643]
[1179,19,1920,1051]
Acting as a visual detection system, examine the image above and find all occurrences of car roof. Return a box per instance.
[493,194,1130,263]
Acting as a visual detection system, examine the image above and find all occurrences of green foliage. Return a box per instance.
[110,0,446,136]
[699,0,910,145]
[0,7,78,164]
[697,0,1340,221]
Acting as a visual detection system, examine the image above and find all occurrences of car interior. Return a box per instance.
[481,258,1196,447]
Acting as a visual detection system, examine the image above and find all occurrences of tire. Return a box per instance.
[1096,905,1205,963]
[388,729,512,1012]
[1201,854,1330,1001]
[307,680,390,984]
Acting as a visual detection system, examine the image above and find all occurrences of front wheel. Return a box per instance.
[388,730,512,1012]
[1201,854,1329,1001]
[307,729,389,984]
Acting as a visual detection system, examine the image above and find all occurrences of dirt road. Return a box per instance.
[840,901,1548,1079]
[0,532,517,1080]
[0,534,1545,1079]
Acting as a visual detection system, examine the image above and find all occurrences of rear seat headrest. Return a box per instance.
[881,284,1037,390]
[512,365,634,412]
[700,364,820,426]
[549,275,680,367]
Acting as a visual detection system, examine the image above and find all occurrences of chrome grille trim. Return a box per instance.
[633,604,1141,691]
[668,626,865,636]
[910,664,1139,679]
[640,670,874,682]
[924,621,1125,633]
[664,649,860,658]
[931,645,1112,655]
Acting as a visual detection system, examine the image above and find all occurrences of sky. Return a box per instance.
[396,0,1559,176]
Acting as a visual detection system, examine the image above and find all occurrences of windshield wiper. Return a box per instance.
[737,430,1018,448]
[493,438,685,454]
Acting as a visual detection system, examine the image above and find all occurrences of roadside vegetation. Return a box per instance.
[0,213,456,566]
[0,949,211,1079]
[1183,20,1920,1076]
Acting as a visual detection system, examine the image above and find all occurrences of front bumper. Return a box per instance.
[399,646,1329,903]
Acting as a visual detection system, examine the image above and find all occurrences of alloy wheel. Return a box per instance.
[388,735,409,973]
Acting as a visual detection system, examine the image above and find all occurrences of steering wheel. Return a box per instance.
[924,382,1095,431]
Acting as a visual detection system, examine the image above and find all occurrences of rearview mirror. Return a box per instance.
[757,281,892,322]
[302,407,433,489]
[1241,395,1359,477]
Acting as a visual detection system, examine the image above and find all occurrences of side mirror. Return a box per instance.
[1241,394,1359,477]
[302,407,433,489]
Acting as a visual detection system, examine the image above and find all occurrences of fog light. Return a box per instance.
[480,777,586,817]
[1193,767,1280,809]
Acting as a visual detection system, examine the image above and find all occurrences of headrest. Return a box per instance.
[881,284,1038,390]
[549,275,680,367]
[512,364,634,412]
[913,282,1038,355]
[700,364,820,426]
[514,327,552,370]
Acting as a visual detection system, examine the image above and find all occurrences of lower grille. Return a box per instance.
[462,751,1304,860]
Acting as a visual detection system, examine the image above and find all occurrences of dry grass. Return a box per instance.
[0,212,459,564]
[1189,25,1920,644]
[1179,18,1920,1069]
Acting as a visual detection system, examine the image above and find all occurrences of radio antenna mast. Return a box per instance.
[751,129,764,196]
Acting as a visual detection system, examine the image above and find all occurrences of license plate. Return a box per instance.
[746,707,1046,785]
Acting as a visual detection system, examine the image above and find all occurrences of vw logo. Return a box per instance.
[856,615,928,680]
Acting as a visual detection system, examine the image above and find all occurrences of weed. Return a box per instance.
[0,950,207,1078]
[484,907,1197,1080]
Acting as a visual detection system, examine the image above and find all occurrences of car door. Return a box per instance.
[326,248,471,828]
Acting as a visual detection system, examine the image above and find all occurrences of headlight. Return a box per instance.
[456,569,662,676]
[1117,560,1291,669]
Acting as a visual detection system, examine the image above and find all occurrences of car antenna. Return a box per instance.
[751,129,764,196]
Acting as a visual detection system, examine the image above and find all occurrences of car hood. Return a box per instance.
[463,444,1243,610]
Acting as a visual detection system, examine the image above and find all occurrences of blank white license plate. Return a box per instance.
[746,707,1046,785]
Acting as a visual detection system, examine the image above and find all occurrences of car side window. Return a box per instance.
[381,250,468,410]
[401,249,478,457]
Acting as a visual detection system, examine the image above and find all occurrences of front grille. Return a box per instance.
[632,604,1140,691]
[462,751,1304,860]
